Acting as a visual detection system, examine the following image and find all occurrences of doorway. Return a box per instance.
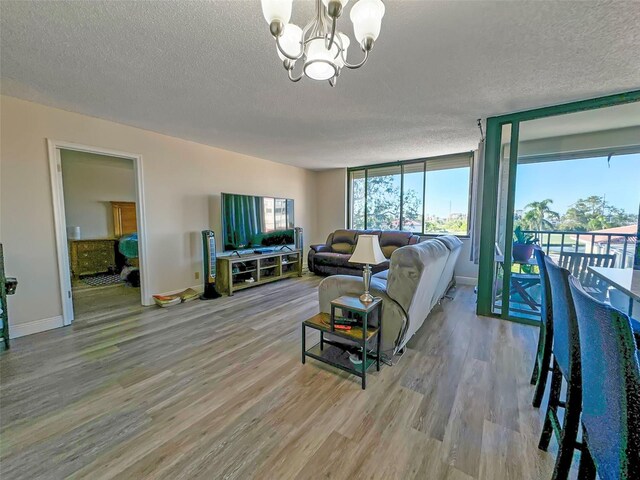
[48,141,150,325]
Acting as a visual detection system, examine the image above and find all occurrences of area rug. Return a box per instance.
[80,273,123,287]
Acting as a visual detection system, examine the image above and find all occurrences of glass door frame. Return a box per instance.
[476,89,640,324]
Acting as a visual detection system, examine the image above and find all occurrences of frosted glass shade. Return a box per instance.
[350,0,385,43]
[277,23,303,60]
[350,235,386,265]
[261,0,293,24]
[336,33,350,68]
[303,38,338,81]
[321,0,350,8]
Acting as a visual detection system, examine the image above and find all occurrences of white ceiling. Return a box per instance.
[1,0,639,170]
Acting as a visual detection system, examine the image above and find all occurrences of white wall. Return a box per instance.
[61,150,136,239]
[314,168,347,244]
[0,96,318,332]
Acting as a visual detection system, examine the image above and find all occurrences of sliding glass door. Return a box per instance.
[477,90,640,324]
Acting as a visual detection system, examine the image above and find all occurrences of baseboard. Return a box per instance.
[455,276,477,286]
[10,315,64,339]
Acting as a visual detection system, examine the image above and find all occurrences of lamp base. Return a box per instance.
[360,264,373,303]
[359,292,374,303]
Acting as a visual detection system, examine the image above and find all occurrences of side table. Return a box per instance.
[302,295,383,389]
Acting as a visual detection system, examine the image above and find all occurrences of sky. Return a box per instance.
[404,168,470,218]
[514,153,640,215]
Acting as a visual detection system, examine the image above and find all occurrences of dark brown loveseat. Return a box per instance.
[308,229,422,276]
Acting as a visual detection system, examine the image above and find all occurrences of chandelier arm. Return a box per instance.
[276,34,304,61]
[287,65,304,83]
[343,48,370,69]
[326,16,338,50]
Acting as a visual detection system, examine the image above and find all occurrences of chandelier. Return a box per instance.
[260,0,386,86]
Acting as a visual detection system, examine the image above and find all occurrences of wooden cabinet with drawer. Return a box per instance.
[69,239,117,278]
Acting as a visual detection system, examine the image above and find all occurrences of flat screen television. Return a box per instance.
[221,193,295,251]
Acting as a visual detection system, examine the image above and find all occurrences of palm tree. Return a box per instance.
[522,199,560,231]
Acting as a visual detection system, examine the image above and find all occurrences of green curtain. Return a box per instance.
[223,195,262,249]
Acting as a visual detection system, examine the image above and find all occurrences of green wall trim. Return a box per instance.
[486,90,640,124]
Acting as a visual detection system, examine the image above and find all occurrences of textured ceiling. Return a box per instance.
[1,0,639,170]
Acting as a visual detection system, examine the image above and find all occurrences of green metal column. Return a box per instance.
[476,117,502,316]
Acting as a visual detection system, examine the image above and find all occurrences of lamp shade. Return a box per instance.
[321,0,350,8]
[303,38,338,81]
[350,0,385,44]
[350,235,386,265]
[261,0,293,25]
[336,32,350,68]
[277,23,303,60]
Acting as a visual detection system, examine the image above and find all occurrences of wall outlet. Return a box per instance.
[195,271,200,280]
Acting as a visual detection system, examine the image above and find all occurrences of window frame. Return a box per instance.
[347,152,474,237]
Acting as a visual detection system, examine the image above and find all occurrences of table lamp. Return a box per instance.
[350,234,386,303]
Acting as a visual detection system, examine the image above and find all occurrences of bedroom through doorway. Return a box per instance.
[48,141,149,325]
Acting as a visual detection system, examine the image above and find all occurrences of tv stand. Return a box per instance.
[216,250,302,296]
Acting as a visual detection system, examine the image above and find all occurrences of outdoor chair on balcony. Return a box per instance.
[558,251,616,301]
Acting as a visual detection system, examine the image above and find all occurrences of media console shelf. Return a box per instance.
[216,250,302,296]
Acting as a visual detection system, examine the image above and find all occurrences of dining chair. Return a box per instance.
[568,276,640,479]
[530,248,553,408]
[538,256,584,480]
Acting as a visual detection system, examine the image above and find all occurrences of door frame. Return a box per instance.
[47,140,151,325]
[476,89,640,322]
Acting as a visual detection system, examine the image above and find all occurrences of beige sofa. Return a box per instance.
[318,235,463,357]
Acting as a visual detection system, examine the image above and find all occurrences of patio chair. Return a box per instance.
[558,251,615,300]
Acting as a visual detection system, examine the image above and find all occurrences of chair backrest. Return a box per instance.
[569,276,640,479]
[544,256,581,381]
[559,251,616,288]
[534,248,553,330]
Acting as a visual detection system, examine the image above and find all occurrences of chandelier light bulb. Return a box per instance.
[336,33,350,68]
[277,23,303,61]
[304,38,338,81]
[261,0,293,25]
[350,0,385,45]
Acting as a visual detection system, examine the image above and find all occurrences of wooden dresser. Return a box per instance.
[69,239,117,278]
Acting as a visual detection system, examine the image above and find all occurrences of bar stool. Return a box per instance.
[530,248,553,408]
[538,257,583,480]
[569,276,640,479]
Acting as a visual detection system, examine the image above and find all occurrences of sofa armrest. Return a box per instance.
[310,244,332,253]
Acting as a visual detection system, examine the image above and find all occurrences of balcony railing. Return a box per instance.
[521,229,637,269]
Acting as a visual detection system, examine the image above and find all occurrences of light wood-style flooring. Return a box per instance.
[72,282,141,321]
[1,275,559,479]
